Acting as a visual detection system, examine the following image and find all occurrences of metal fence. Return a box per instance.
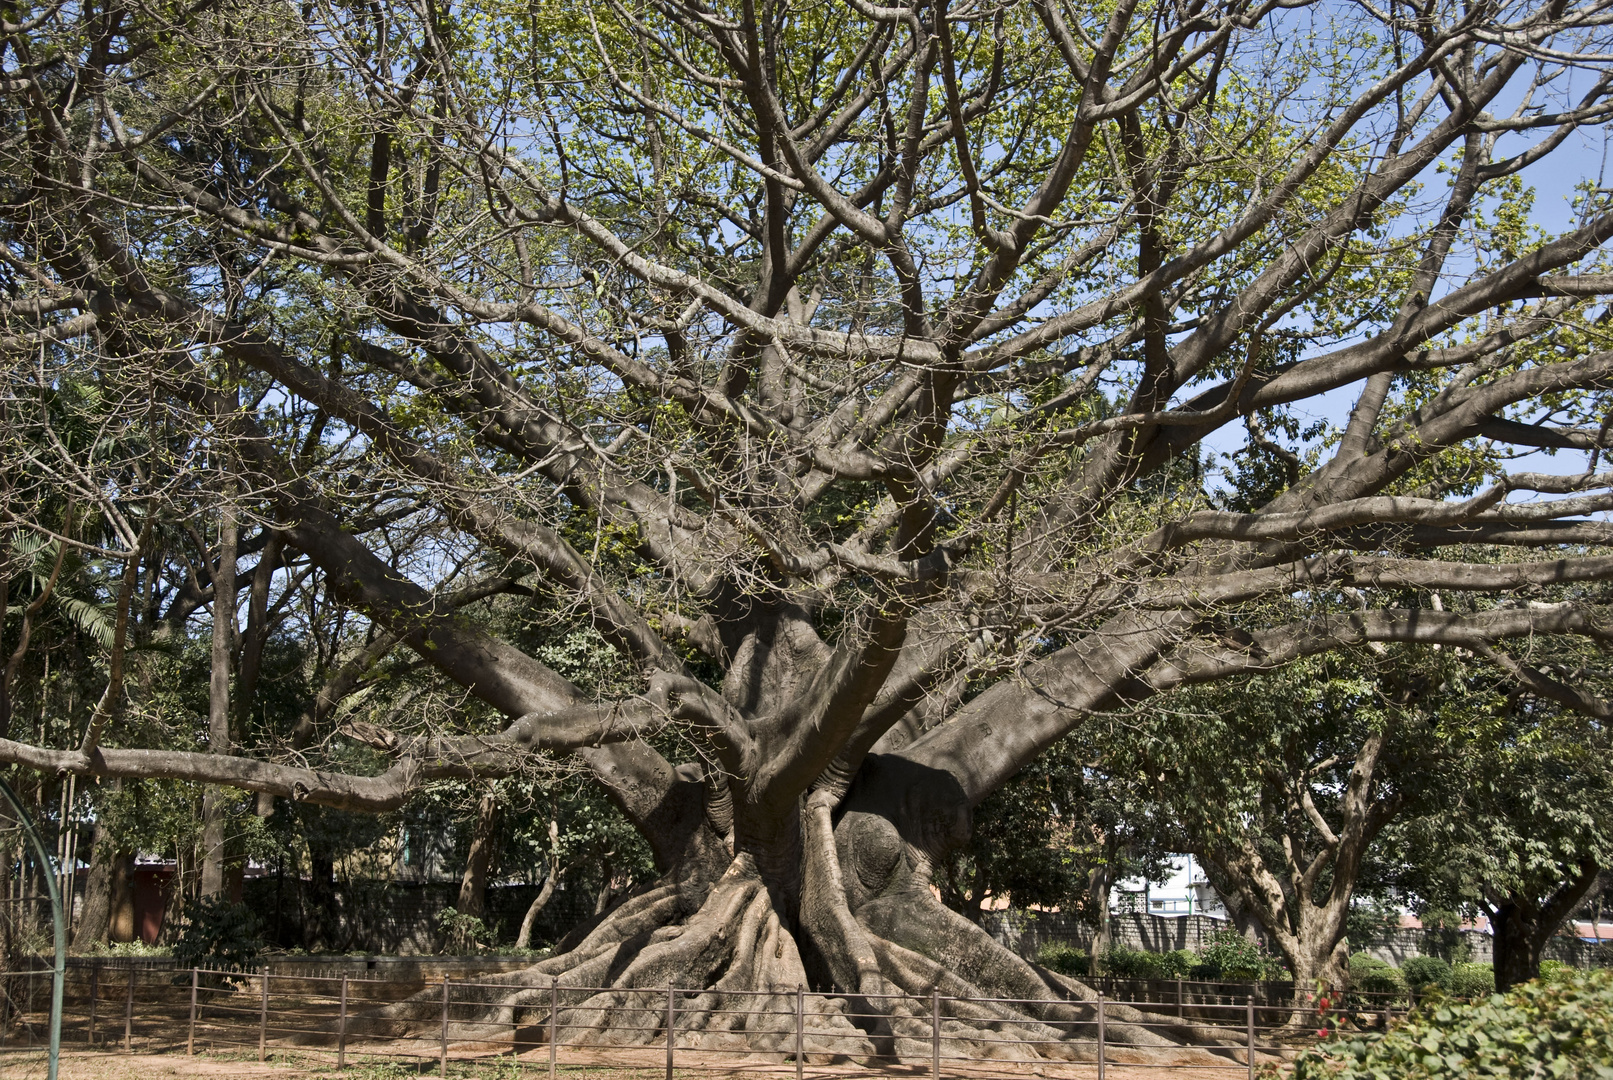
[0,965,1406,1078]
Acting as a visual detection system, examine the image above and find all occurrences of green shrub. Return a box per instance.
[1349,953,1405,1004]
[1164,949,1198,978]
[1538,959,1573,983]
[171,895,263,972]
[1401,956,1453,993]
[1100,945,1151,977]
[438,907,493,954]
[1293,967,1613,1079]
[1196,928,1287,981]
[1036,943,1090,977]
[1449,962,1494,999]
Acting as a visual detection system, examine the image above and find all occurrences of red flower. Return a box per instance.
[1316,1028,1330,1038]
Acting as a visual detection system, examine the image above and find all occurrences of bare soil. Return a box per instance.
[0,1048,1283,1080]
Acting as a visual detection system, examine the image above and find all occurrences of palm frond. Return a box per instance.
[55,595,114,648]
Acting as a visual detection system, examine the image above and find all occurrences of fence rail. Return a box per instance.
[0,966,1405,1077]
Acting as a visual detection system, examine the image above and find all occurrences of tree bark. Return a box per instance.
[455,789,502,923]
[1488,863,1607,991]
[514,870,558,950]
[1285,914,1351,993]
[514,818,563,949]
[200,496,237,899]
[306,849,339,952]
[1089,848,1116,960]
[73,822,126,947]
[108,853,135,943]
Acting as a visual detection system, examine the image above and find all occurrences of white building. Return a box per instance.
[1113,854,1227,919]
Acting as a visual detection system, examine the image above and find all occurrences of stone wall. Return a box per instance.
[982,908,1606,969]
[982,910,1243,958]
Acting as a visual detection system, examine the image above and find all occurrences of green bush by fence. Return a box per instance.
[1036,943,1090,977]
[1348,954,1405,1004]
[1294,967,1613,1079]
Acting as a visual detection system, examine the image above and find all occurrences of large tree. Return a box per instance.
[4,0,1613,1056]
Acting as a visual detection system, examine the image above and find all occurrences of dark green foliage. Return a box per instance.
[172,896,264,972]
[1450,963,1495,999]
[1349,954,1406,1004]
[1402,956,1453,992]
[437,907,492,954]
[1036,943,1090,977]
[1101,946,1196,979]
[1345,900,1400,950]
[1538,960,1572,983]
[1294,968,1613,1079]
[939,730,1176,925]
[1193,928,1288,981]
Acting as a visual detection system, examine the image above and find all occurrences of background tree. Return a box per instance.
[1380,681,1613,990]
[2,0,1613,1054]
[1094,649,1467,991]
[940,728,1178,961]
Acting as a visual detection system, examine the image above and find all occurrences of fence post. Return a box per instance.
[440,978,451,1079]
[257,970,270,1062]
[187,968,198,1055]
[123,967,134,1053]
[1176,976,1183,1020]
[665,982,675,1080]
[795,984,804,1080]
[931,986,941,1080]
[337,975,349,1071]
[88,959,98,1046]
[1246,993,1255,1080]
[549,977,559,1080]
[1096,993,1105,1080]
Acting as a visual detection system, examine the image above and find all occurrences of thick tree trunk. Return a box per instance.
[1088,836,1118,960]
[109,853,136,943]
[456,789,502,922]
[1286,929,1349,995]
[306,850,339,952]
[348,754,1245,1066]
[1489,901,1542,991]
[1488,864,1606,992]
[73,823,132,947]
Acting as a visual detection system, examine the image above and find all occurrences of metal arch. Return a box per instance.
[0,776,64,1080]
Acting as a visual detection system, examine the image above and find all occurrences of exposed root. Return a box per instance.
[336,855,876,1060]
[326,803,1265,1069]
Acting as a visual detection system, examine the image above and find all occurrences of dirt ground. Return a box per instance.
[0,1049,1283,1080]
